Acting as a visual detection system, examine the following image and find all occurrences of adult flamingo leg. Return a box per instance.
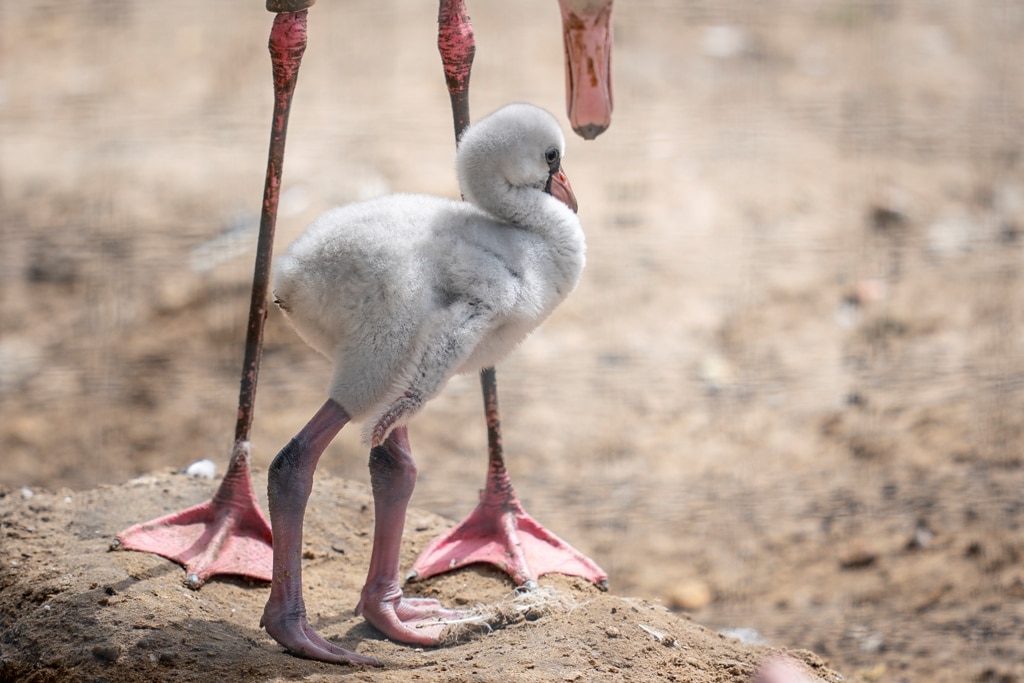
[409,0,607,592]
[114,6,310,587]
[410,368,607,589]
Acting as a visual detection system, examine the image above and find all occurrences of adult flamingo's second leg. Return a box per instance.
[113,4,311,588]
[408,0,607,591]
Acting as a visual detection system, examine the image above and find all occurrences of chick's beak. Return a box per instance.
[546,165,578,214]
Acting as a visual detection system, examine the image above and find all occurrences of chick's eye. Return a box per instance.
[545,148,560,167]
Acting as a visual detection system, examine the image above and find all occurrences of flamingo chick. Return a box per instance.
[260,103,584,665]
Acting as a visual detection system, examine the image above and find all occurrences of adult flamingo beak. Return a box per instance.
[557,0,613,140]
[546,165,579,213]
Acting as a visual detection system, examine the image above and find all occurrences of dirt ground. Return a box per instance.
[2,1,1023,681]
[0,470,842,682]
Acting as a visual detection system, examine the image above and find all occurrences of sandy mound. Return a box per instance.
[0,471,839,682]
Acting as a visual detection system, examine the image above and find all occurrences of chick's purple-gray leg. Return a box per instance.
[355,426,463,644]
[260,399,379,666]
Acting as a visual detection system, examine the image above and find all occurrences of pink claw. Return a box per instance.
[356,591,462,646]
[261,598,381,666]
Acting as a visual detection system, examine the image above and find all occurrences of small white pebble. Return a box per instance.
[185,459,217,479]
[20,486,34,500]
[720,626,767,645]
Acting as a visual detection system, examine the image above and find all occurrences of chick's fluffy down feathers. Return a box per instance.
[273,104,584,444]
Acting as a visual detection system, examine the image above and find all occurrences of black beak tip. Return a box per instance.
[573,123,608,140]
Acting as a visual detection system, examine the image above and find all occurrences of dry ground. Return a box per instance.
[2,1,1024,681]
[0,470,840,682]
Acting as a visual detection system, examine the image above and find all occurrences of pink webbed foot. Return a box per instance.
[114,442,273,587]
[356,587,464,645]
[409,465,607,590]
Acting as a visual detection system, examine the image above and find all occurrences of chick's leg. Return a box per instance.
[260,399,379,666]
[355,426,463,644]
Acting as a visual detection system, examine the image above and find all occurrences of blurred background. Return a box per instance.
[1,1,1022,681]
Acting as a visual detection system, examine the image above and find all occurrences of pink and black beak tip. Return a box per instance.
[573,122,607,141]
[559,0,614,141]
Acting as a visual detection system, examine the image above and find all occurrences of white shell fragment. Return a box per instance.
[185,459,217,479]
